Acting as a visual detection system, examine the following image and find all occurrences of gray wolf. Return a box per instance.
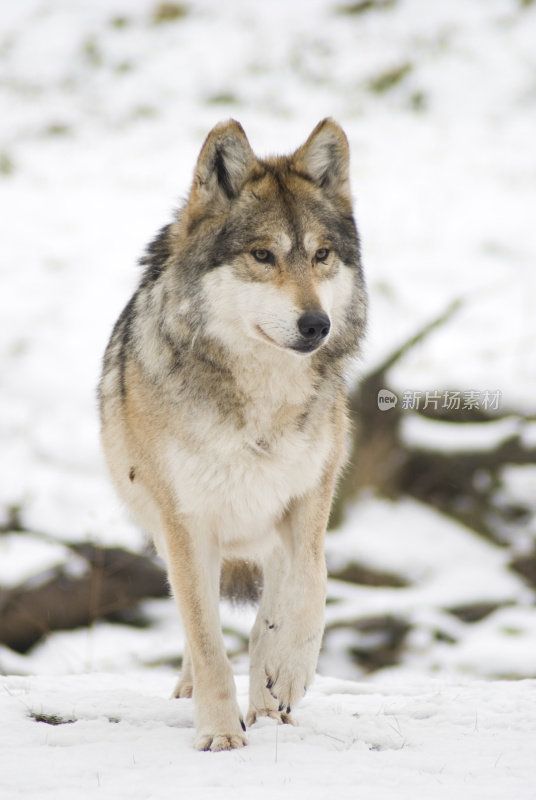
[99,119,367,750]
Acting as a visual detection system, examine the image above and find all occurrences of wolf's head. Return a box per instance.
[176,119,366,359]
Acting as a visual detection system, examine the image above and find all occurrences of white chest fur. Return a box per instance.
[165,347,332,555]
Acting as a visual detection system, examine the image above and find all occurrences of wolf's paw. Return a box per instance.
[246,706,295,727]
[247,665,295,726]
[264,669,309,715]
[264,641,319,714]
[172,676,193,699]
[195,726,247,752]
[193,670,246,751]
[261,619,322,714]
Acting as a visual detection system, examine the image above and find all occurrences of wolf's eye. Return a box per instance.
[252,249,274,264]
[315,248,330,262]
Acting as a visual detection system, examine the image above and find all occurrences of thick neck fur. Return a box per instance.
[128,268,343,439]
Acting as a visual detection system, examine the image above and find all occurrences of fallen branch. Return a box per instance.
[0,544,168,653]
[330,299,463,527]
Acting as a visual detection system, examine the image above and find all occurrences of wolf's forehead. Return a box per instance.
[245,169,324,233]
[303,231,323,250]
[272,232,292,252]
[259,230,323,254]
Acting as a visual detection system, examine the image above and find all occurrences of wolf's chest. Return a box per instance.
[166,405,331,547]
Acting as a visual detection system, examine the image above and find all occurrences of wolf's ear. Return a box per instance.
[293,118,351,204]
[191,120,256,206]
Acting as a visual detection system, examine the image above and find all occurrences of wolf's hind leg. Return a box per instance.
[172,641,193,699]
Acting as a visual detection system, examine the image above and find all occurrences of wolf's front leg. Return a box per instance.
[265,536,327,715]
[247,403,346,725]
[247,492,330,723]
[163,514,247,751]
[247,556,297,726]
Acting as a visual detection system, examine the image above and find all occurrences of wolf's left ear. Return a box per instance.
[292,119,351,204]
[191,120,256,206]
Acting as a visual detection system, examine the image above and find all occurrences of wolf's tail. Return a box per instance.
[220,560,263,604]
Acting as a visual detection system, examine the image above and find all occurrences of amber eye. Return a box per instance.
[315,248,330,262]
[252,249,274,264]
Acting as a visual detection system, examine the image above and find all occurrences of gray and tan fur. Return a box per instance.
[99,119,367,751]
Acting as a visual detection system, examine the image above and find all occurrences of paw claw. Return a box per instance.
[280,712,295,726]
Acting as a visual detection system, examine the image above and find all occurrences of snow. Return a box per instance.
[326,497,518,582]
[2,671,536,800]
[0,533,72,588]
[1,0,536,795]
[400,414,525,453]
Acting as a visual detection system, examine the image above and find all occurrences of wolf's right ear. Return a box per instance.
[190,120,256,207]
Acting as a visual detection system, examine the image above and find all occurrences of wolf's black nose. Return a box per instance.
[297,311,331,341]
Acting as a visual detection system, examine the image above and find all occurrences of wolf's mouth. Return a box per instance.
[254,325,282,349]
[290,340,324,354]
[254,324,324,355]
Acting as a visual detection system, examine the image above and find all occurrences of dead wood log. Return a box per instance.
[0,544,168,653]
[330,299,463,527]
[329,299,536,586]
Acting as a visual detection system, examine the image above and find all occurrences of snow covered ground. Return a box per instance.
[2,671,536,799]
[1,0,536,795]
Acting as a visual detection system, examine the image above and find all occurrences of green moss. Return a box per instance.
[133,105,158,119]
[83,37,102,67]
[336,0,396,15]
[152,3,188,23]
[45,123,71,136]
[409,90,427,111]
[110,15,130,29]
[115,61,133,74]
[0,153,14,176]
[368,61,412,93]
[206,92,239,106]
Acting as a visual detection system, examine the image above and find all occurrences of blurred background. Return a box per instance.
[1,0,535,683]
